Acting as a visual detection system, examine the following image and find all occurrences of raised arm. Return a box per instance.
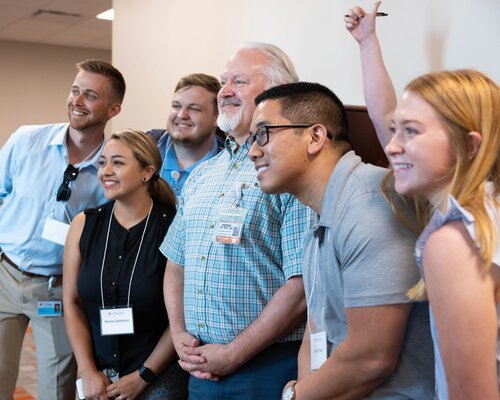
[63,213,110,399]
[345,1,397,147]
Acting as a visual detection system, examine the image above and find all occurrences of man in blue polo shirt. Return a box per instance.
[0,59,125,400]
[149,73,224,196]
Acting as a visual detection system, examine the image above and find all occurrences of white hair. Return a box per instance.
[238,42,299,87]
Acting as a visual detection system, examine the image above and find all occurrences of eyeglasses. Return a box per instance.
[56,164,80,202]
[246,124,313,147]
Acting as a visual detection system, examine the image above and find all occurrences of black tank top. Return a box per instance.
[77,200,175,374]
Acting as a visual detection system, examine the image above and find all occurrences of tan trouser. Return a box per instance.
[0,259,76,400]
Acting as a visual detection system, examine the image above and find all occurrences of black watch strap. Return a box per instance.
[138,364,156,384]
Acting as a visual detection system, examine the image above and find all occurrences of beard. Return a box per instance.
[68,112,98,131]
[217,101,244,133]
[169,128,213,148]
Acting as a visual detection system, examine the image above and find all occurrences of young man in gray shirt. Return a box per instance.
[248,82,434,400]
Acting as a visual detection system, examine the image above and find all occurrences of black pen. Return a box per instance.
[344,12,388,17]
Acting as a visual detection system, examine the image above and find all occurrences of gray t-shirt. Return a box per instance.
[303,151,434,399]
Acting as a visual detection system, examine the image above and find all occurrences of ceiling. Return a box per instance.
[0,0,112,50]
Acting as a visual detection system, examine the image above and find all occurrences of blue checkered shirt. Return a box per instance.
[160,137,313,345]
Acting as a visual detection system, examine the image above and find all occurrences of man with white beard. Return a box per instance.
[161,43,314,400]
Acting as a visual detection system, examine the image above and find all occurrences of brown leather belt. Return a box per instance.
[0,250,49,278]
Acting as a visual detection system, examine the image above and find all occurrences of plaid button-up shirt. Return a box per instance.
[161,137,313,345]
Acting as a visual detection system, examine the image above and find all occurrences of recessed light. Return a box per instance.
[97,9,114,21]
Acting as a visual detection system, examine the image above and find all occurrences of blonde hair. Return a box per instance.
[386,70,500,299]
[109,129,176,210]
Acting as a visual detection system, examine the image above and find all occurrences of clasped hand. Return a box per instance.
[174,330,241,380]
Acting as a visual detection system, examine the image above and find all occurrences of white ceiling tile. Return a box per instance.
[0,0,112,50]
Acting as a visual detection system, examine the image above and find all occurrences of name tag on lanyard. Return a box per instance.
[310,330,327,371]
[41,218,70,245]
[214,207,248,244]
[99,307,135,335]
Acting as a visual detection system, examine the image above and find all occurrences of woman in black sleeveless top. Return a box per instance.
[63,129,188,400]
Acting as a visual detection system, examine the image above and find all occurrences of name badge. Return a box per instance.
[214,207,248,245]
[42,218,70,245]
[310,331,327,371]
[100,307,134,335]
[38,300,63,317]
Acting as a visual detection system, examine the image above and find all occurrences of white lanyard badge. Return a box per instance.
[99,200,153,335]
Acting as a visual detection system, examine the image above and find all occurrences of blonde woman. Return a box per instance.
[346,3,500,399]
[63,130,187,400]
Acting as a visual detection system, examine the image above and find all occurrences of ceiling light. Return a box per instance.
[97,9,114,21]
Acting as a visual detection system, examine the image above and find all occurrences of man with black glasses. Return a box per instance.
[0,59,125,400]
[248,82,434,400]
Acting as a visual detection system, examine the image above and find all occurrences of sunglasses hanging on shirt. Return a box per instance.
[56,140,103,202]
[56,164,80,202]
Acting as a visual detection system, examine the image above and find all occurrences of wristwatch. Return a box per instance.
[138,364,156,384]
[282,381,297,400]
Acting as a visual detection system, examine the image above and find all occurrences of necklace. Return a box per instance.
[78,140,103,165]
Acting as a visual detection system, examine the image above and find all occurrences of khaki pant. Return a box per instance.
[0,259,76,400]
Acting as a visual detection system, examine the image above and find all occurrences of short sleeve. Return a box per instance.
[336,191,420,307]
[160,183,187,266]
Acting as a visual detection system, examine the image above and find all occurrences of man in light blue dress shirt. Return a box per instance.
[148,73,225,196]
[0,59,125,400]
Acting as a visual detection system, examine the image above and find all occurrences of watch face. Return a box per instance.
[138,365,156,383]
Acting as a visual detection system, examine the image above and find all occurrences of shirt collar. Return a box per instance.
[165,136,221,173]
[48,123,70,147]
[49,125,104,170]
[317,151,361,229]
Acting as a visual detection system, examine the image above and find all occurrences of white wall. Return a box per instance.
[0,40,110,146]
[112,0,500,133]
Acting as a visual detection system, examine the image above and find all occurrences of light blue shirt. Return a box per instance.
[0,123,106,276]
[415,188,500,399]
[160,137,313,345]
[157,132,220,196]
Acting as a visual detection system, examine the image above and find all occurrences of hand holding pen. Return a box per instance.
[345,1,386,44]
[345,11,387,18]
